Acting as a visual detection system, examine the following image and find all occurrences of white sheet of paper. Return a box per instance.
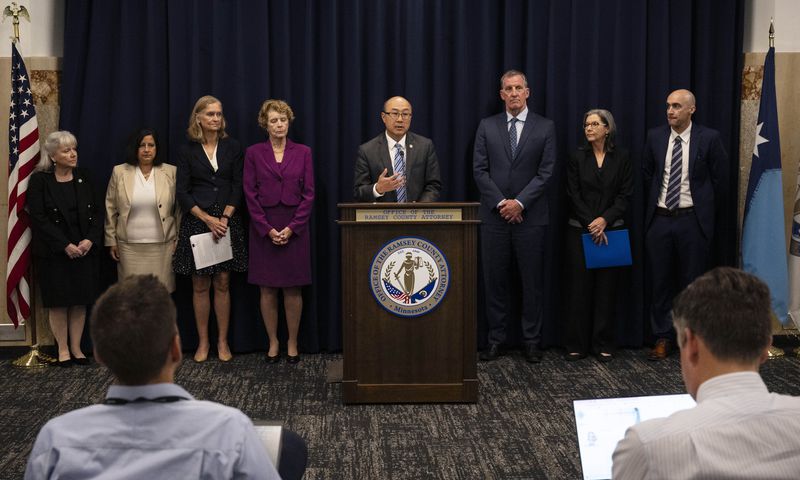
[190,231,233,270]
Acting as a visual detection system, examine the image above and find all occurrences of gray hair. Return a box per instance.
[500,70,528,89]
[37,130,77,172]
[583,109,617,152]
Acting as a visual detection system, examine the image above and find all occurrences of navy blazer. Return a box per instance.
[473,111,557,226]
[353,131,442,202]
[642,123,728,240]
[176,137,244,213]
[27,167,103,257]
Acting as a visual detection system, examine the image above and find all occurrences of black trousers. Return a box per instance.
[563,226,621,355]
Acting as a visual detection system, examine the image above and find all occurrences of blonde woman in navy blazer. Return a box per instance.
[244,99,315,363]
[104,128,179,292]
[173,95,247,362]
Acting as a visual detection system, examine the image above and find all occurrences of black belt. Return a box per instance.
[655,207,694,217]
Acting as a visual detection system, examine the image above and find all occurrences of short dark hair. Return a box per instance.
[91,275,177,385]
[672,267,772,363]
[125,128,163,166]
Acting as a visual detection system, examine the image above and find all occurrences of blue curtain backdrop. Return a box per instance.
[61,0,743,353]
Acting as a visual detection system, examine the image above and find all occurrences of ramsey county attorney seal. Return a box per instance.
[369,236,450,317]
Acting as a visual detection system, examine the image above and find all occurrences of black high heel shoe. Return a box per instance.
[286,354,300,364]
[72,357,91,366]
[266,352,281,363]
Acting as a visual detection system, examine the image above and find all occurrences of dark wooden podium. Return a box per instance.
[338,202,479,403]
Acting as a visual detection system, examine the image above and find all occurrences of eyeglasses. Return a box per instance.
[583,122,607,129]
[383,111,412,120]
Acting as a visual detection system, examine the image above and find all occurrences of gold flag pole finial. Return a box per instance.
[769,18,774,49]
[2,2,30,43]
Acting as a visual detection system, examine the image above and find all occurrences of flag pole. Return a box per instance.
[4,2,52,368]
[762,18,786,359]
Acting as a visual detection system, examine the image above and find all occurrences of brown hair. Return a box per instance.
[91,275,177,385]
[672,267,772,364]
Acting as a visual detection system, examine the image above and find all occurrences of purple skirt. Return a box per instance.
[248,204,311,287]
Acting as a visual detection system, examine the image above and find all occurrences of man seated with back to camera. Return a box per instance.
[612,267,800,479]
[25,274,306,479]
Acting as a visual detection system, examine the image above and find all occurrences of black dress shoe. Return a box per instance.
[266,353,281,364]
[596,352,614,363]
[479,344,502,361]
[525,345,543,363]
[286,354,301,364]
[72,357,91,366]
[565,352,586,362]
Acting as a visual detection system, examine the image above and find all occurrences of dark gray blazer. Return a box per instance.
[353,131,442,202]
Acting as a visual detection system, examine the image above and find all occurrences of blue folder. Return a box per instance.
[582,229,632,269]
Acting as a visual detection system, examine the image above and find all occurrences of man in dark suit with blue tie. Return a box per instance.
[353,96,442,203]
[473,70,556,363]
[643,89,728,360]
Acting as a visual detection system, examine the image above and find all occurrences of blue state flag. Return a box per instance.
[742,47,789,323]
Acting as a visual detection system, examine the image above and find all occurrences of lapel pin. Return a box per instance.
[77,178,83,183]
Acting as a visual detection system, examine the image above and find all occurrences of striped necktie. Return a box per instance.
[665,136,683,211]
[394,143,406,203]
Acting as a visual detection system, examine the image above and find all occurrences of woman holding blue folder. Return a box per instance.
[563,109,632,362]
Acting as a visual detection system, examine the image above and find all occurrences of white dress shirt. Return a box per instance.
[372,132,407,198]
[25,383,280,480]
[503,107,528,209]
[612,371,800,479]
[656,122,693,208]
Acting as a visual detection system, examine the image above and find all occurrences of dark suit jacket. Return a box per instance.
[473,111,556,226]
[353,131,442,202]
[566,147,632,228]
[243,139,315,238]
[642,123,728,240]
[27,167,103,257]
[176,137,244,213]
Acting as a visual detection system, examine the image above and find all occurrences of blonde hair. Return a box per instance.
[257,99,295,132]
[36,130,77,172]
[186,95,228,143]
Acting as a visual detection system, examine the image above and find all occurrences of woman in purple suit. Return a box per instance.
[244,99,315,363]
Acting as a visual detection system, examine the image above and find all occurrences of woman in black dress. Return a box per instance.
[563,109,632,362]
[173,95,247,362]
[27,131,102,366]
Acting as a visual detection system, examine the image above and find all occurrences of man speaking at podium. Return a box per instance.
[353,96,442,203]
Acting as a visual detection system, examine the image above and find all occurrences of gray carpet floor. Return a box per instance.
[2,348,800,479]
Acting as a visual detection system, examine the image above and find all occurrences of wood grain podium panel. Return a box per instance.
[339,203,479,403]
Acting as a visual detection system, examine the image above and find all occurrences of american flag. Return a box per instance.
[6,43,39,327]
[384,280,411,304]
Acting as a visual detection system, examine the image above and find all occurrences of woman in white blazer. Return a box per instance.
[105,128,179,292]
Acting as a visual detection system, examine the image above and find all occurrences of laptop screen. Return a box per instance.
[573,393,695,480]
[252,421,283,469]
